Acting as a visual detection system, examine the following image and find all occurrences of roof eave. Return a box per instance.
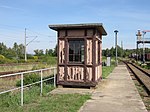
[48,23,107,35]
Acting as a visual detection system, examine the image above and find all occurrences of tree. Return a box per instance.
[45,49,49,55]
[34,49,44,56]
[117,45,123,57]
[13,42,19,60]
[53,44,57,56]
[5,47,16,58]
[48,49,53,56]
[102,45,124,57]
[103,48,109,57]
[12,43,25,59]
[18,44,25,59]
[0,42,7,55]
[110,47,115,57]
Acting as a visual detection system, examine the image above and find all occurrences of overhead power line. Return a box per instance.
[0,24,56,38]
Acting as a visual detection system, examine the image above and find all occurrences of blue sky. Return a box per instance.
[0,0,150,54]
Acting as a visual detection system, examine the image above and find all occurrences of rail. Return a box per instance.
[125,62,150,95]
[131,63,150,77]
[0,67,57,106]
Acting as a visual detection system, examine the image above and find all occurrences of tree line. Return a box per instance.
[102,45,150,57]
[0,42,57,63]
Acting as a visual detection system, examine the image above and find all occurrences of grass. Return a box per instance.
[39,56,57,66]
[0,84,90,112]
[102,64,115,79]
[0,78,18,92]
[102,56,116,79]
[23,94,90,112]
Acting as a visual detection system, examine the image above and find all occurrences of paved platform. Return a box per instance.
[79,65,148,112]
[50,87,94,95]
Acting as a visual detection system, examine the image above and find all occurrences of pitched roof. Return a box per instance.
[49,23,107,35]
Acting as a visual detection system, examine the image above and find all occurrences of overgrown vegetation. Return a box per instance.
[0,84,90,112]
[16,73,40,87]
[140,63,150,69]
[132,73,150,111]
[0,84,54,111]
[0,63,54,72]
[102,65,115,79]
[134,61,150,70]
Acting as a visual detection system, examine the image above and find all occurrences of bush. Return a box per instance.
[40,56,57,65]
[0,54,5,59]
[0,56,14,64]
[147,63,150,69]
[16,73,40,87]
[141,63,150,69]
[33,56,38,60]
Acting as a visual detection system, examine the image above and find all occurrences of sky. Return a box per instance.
[0,0,150,54]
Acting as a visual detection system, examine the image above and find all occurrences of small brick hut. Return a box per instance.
[49,23,107,87]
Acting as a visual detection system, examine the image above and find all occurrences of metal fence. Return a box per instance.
[0,67,57,106]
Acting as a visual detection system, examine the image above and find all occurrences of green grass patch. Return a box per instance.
[24,94,90,112]
[39,56,57,66]
[0,84,90,112]
[102,65,115,79]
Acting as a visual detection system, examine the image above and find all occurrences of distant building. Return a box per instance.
[49,23,107,87]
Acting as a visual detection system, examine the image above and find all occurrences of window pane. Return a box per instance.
[69,54,73,62]
[75,55,80,62]
[69,40,84,63]
[69,47,74,54]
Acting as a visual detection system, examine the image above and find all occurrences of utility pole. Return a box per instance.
[24,28,37,62]
[114,30,119,66]
[142,31,146,64]
[25,28,27,62]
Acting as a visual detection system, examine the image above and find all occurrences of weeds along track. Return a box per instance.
[125,62,150,95]
[0,63,51,74]
[0,63,38,73]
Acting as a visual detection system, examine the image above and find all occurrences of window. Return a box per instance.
[69,39,84,63]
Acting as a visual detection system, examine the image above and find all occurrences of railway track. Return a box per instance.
[125,61,150,95]
[0,62,40,66]
[0,70,27,76]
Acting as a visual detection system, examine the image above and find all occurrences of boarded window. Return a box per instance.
[69,39,84,63]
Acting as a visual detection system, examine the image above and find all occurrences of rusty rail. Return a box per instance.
[124,61,150,95]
